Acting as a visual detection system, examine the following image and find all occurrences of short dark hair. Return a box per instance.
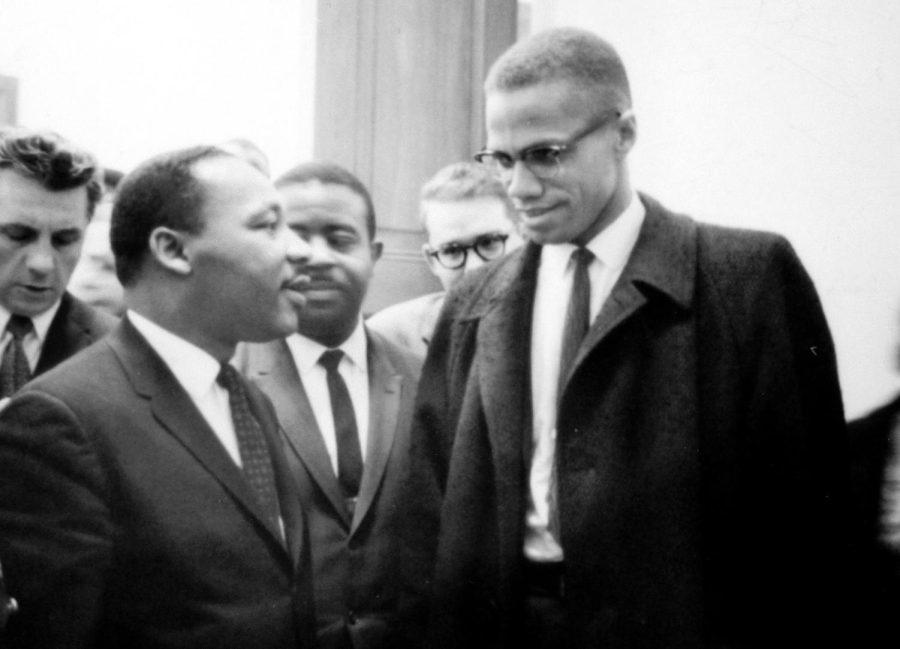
[111,145,230,286]
[275,161,376,240]
[0,128,103,217]
[485,27,631,112]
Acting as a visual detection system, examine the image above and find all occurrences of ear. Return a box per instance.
[147,226,192,276]
[422,243,439,276]
[370,240,384,263]
[615,109,637,158]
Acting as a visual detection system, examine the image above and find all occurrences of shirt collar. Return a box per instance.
[0,299,63,344]
[540,191,646,271]
[285,318,368,376]
[126,309,222,402]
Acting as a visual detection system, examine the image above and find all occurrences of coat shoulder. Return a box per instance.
[367,327,424,380]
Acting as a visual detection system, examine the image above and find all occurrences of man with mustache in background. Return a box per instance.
[237,161,425,649]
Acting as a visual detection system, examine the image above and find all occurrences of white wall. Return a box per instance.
[526,0,900,418]
[0,0,317,177]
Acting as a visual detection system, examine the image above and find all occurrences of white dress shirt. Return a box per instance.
[0,301,63,372]
[128,310,243,468]
[284,320,370,476]
[525,192,646,561]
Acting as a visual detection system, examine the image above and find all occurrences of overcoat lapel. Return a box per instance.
[350,331,401,533]
[476,244,541,496]
[245,340,351,528]
[109,319,290,556]
[562,196,697,391]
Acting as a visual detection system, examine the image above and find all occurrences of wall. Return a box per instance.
[0,0,316,176]
[525,0,900,417]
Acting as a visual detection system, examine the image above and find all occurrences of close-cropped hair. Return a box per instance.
[111,145,230,287]
[275,161,377,240]
[485,27,632,110]
[419,161,514,231]
[0,127,103,217]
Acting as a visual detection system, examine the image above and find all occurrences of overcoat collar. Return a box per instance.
[107,317,298,566]
[468,194,697,476]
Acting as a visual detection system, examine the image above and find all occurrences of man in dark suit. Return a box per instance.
[236,162,424,649]
[408,28,848,648]
[0,129,116,399]
[0,145,317,648]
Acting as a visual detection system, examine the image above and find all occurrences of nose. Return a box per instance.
[505,161,543,201]
[25,239,56,277]
[305,235,336,266]
[283,227,312,265]
[463,251,487,273]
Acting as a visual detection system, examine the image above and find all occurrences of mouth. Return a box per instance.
[18,284,54,296]
[518,204,559,220]
[284,274,311,292]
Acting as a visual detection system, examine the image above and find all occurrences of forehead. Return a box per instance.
[0,168,90,229]
[192,156,278,216]
[280,181,368,230]
[485,80,599,150]
[424,196,512,246]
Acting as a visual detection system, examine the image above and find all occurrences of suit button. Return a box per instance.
[347,610,358,625]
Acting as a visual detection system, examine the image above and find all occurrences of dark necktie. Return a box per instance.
[216,363,282,531]
[549,247,593,545]
[558,246,594,399]
[319,349,363,500]
[0,315,33,398]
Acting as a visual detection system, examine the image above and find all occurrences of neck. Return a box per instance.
[125,288,235,362]
[574,177,633,247]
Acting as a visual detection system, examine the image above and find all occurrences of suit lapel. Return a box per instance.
[243,340,351,527]
[35,293,92,375]
[350,331,402,533]
[109,319,290,557]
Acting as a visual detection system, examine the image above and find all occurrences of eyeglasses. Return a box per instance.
[473,110,624,180]
[426,232,510,270]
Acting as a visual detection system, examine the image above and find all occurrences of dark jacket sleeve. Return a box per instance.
[699,230,849,646]
[0,390,115,649]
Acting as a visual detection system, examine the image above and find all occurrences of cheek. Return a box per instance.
[59,248,83,276]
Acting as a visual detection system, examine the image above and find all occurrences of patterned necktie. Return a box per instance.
[0,315,33,398]
[216,363,282,530]
[558,246,594,399]
[319,349,363,500]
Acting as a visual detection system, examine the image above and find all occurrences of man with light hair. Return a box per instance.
[407,27,847,648]
[367,161,521,359]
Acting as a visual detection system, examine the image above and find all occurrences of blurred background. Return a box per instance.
[1,0,898,418]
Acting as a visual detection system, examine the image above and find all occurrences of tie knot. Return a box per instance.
[319,349,344,372]
[6,315,32,340]
[571,246,594,267]
[216,363,241,392]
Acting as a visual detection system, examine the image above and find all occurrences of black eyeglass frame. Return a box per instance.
[473,109,626,180]
[426,232,511,270]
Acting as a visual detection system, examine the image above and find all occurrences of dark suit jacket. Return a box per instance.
[408,194,848,648]
[0,317,316,649]
[33,291,116,375]
[848,395,900,648]
[238,329,423,649]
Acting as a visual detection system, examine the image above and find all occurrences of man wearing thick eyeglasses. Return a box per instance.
[407,27,847,649]
[368,162,522,360]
